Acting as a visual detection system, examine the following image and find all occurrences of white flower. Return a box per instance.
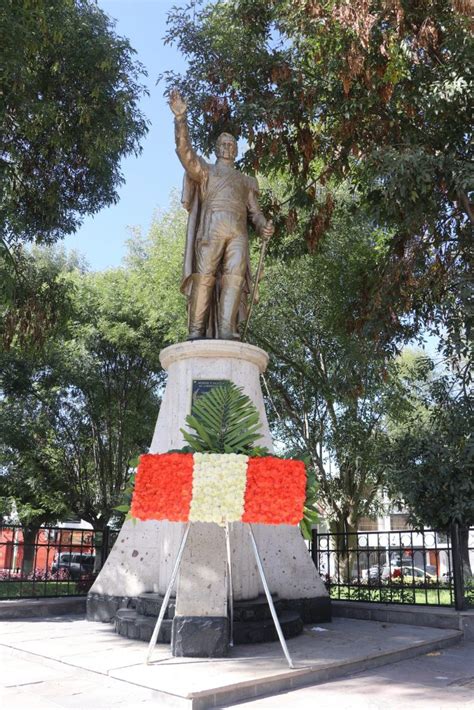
[189,453,249,524]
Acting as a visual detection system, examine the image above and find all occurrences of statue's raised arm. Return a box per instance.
[169,89,206,184]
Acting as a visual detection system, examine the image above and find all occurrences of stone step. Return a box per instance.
[135,592,283,622]
[234,610,303,644]
[114,607,303,645]
[233,595,285,622]
[114,608,172,643]
[135,593,175,619]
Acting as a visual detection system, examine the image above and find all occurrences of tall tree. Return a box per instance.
[1,0,148,344]
[162,0,472,343]
[1,253,165,529]
[0,398,71,574]
[250,204,399,577]
[1,0,148,249]
[386,354,473,582]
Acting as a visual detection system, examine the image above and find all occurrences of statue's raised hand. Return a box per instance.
[169,89,187,117]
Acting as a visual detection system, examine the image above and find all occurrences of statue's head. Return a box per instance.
[215,132,238,161]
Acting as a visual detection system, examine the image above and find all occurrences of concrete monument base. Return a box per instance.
[87,340,330,656]
[172,615,229,658]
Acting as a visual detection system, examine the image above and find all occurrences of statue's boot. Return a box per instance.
[187,274,216,340]
[218,274,245,340]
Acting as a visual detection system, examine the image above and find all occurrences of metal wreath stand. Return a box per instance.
[146,521,295,669]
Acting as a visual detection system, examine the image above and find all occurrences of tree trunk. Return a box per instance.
[460,524,473,581]
[329,517,359,583]
[450,521,473,610]
[21,526,39,577]
[86,518,109,573]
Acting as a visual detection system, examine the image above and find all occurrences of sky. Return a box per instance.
[63,0,188,271]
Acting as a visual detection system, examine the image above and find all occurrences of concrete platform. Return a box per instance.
[0,596,86,619]
[0,615,462,709]
[332,600,474,640]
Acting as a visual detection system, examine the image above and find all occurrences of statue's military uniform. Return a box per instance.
[174,115,267,340]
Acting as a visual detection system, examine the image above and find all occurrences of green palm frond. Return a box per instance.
[180,382,268,455]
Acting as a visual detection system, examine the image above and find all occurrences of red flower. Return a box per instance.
[242,457,306,525]
[131,453,194,522]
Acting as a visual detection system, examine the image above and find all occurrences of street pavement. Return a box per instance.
[0,616,472,709]
[223,641,474,709]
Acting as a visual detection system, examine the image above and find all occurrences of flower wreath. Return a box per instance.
[129,383,309,527]
[131,452,306,526]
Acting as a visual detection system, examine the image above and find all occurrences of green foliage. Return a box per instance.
[114,473,136,521]
[124,194,188,345]
[181,382,268,455]
[301,464,319,541]
[162,0,473,357]
[0,0,148,346]
[0,393,71,527]
[1,249,165,528]
[330,585,453,607]
[386,356,474,532]
[0,581,81,599]
[300,506,319,541]
[0,0,148,249]
[250,205,398,534]
[1,246,81,350]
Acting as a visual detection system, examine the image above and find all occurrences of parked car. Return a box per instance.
[52,552,95,580]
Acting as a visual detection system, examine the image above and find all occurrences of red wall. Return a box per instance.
[0,528,94,573]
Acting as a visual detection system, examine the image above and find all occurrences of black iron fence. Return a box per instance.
[0,525,116,599]
[310,524,474,610]
[2,522,473,609]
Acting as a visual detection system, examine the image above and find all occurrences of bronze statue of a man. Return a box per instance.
[169,89,274,340]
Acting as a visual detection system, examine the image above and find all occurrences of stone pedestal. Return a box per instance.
[87,340,330,656]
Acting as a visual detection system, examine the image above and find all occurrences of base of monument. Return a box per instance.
[87,591,331,626]
[90,591,330,657]
[114,609,304,653]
